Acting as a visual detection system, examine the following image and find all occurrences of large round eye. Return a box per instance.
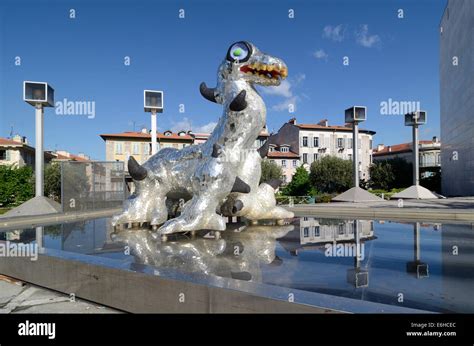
[227,41,252,63]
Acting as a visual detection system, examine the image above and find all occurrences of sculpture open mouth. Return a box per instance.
[240,63,288,80]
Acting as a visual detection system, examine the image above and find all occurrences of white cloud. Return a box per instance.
[322,25,345,42]
[259,74,306,112]
[262,80,293,98]
[272,96,299,112]
[170,117,216,134]
[356,24,380,48]
[170,117,193,132]
[194,121,217,133]
[313,49,328,60]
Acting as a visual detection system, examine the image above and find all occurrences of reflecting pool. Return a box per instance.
[1,217,473,313]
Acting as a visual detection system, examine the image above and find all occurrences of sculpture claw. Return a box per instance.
[200,82,218,103]
[229,90,247,112]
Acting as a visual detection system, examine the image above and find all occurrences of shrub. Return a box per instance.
[309,156,353,193]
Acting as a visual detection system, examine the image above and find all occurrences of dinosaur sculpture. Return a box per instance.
[112,41,294,235]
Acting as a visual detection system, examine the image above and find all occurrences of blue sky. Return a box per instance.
[0,0,446,160]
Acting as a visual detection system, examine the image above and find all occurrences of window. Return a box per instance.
[302,136,308,147]
[314,137,319,147]
[0,150,6,160]
[338,224,345,235]
[281,146,289,153]
[115,142,123,154]
[303,227,309,237]
[269,146,275,152]
[313,153,318,162]
[348,154,352,161]
[132,143,140,155]
[292,160,297,168]
[303,153,308,163]
[315,226,320,237]
[282,160,286,168]
[348,138,353,149]
[337,138,344,148]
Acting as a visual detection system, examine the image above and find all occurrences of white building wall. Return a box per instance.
[298,130,373,181]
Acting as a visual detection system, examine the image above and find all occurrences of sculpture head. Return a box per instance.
[219,41,288,86]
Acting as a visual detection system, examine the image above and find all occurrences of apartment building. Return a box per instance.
[0,135,54,168]
[260,118,376,183]
[100,129,194,166]
[373,137,441,177]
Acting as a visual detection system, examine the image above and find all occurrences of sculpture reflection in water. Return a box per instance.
[112,41,294,236]
[110,221,293,282]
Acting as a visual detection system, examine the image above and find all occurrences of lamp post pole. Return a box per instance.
[151,109,157,155]
[412,124,419,186]
[353,122,359,188]
[35,103,44,197]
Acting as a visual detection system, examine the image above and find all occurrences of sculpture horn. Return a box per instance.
[200,82,218,103]
[264,179,282,190]
[229,90,247,112]
[128,156,147,181]
[231,176,251,193]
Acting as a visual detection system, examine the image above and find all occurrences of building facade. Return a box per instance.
[100,129,194,168]
[0,135,54,168]
[440,0,474,196]
[373,137,441,177]
[260,118,375,183]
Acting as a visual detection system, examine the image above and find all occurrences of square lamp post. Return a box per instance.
[392,111,438,199]
[333,106,382,202]
[144,90,164,155]
[23,81,55,197]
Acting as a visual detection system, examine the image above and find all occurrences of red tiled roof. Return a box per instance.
[295,123,375,134]
[0,137,23,146]
[100,131,194,141]
[266,151,300,158]
[53,153,89,161]
[373,140,435,156]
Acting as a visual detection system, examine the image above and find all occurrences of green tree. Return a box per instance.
[369,161,395,190]
[260,159,283,184]
[282,166,311,196]
[388,157,412,189]
[309,156,353,193]
[0,165,34,207]
[45,163,61,202]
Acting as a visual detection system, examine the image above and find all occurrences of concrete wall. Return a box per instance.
[440,0,474,196]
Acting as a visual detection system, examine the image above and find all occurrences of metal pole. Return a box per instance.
[151,110,157,155]
[413,125,419,186]
[414,222,420,262]
[353,122,359,188]
[353,220,360,268]
[35,226,43,249]
[35,104,44,197]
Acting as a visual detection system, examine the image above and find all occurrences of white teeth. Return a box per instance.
[267,66,274,71]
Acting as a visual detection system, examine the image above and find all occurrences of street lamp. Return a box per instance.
[23,81,55,197]
[392,111,438,199]
[144,90,164,155]
[333,106,382,202]
[406,222,429,278]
